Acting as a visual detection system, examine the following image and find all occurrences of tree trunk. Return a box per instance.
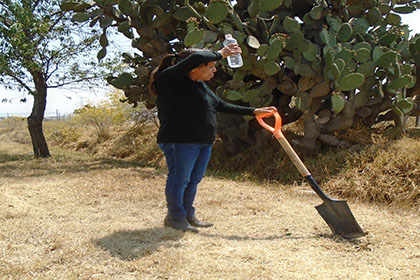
[27,71,50,158]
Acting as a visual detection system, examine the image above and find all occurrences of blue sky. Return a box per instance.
[1,11,420,117]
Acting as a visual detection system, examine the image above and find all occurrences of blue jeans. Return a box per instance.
[158,143,212,218]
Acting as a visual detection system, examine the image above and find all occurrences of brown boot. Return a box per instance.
[164,215,199,233]
[187,215,214,228]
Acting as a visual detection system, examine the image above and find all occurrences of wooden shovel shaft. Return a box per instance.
[274,132,310,177]
[274,132,331,202]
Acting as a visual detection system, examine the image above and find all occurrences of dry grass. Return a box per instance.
[209,124,420,209]
[1,139,420,279]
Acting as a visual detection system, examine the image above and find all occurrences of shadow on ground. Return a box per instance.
[93,227,184,260]
[93,227,353,261]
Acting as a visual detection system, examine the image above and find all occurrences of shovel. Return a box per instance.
[256,111,365,239]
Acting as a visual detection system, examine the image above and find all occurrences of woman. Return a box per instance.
[149,43,277,232]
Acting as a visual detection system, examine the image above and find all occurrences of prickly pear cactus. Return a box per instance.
[62,0,420,152]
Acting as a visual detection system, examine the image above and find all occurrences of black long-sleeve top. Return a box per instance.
[155,50,255,144]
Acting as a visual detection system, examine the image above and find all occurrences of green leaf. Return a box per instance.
[338,73,365,91]
[337,23,353,43]
[294,63,317,78]
[173,7,195,22]
[376,51,398,68]
[393,6,416,14]
[366,7,382,25]
[334,58,345,72]
[353,42,372,51]
[283,56,295,70]
[60,2,79,11]
[233,70,246,82]
[97,48,107,60]
[357,61,376,76]
[393,105,403,118]
[203,31,218,43]
[242,89,259,102]
[226,90,242,101]
[264,61,281,76]
[257,44,269,56]
[320,28,335,46]
[118,21,131,33]
[372,46,385,62]
[283,16,300,33]
[353,17,370,34]
[184,29,204,47]
[331,94,345,114]
[310,6,322,20]
[71,12,90,23]
[378,33,397,46]
[303,43,317,62]
[354,91,370,108]
[260,0,283,12]
[396,99,414,114]
[387,76,412,89]
[354,48,371,63]
[266,38,284,60]
[112,72,134,89]
[206,1,229,24]
[386,13,401,25]
[310,81,330,98]
[287,31,305,50]
[100,34,108,48]
[378,4,392,14]
[336,50,352,63]
[100,17,113,28]
[330,63,341,80]
[325,50,334,69]
[119,0,136,17]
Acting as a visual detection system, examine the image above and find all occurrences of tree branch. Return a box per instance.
[6,70,34,94]
[48,76,101,88]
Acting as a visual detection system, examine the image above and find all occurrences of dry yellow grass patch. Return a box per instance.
[0,140,419,280]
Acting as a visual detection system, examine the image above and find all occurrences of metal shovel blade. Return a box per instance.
[315,200,365,239]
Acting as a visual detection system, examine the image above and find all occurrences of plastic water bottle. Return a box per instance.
[223,34,243,68]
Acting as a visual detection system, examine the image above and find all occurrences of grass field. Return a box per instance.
[1,135,419,279]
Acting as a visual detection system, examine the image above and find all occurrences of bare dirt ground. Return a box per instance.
[1,140,419,280]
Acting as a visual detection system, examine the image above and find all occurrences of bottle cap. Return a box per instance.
[225,34,232,39]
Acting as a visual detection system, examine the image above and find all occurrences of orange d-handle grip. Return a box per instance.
[256,110,311,177]
[256,110,283,138]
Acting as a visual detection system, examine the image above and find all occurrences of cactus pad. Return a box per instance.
[283,16,300,33]
[184,29,204,47]
[331,93,345,114]
[226,90,242,101]
[338,73,365,91]
[376,51,398,68]
[259,0,283,12]
[387,76,413,89]
[264,61,281,76]
[337,23,353,43]
[206,1,229,24]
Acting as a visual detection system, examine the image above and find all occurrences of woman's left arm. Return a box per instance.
[213,90,277,116]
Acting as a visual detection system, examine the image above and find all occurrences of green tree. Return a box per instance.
[0,0,113,157]
[65,0,420,153]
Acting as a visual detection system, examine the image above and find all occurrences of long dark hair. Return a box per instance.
[149,48,201,97]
